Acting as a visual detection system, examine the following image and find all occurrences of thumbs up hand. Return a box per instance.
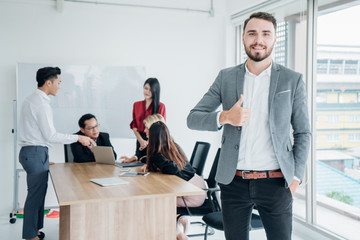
[219,95,250,126]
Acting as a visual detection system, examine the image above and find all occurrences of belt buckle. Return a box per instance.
[241,170,251,179]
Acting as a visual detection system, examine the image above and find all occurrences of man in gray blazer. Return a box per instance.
[187,12,310,240]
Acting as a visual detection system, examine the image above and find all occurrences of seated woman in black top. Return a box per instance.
[120,114,165,163]
[141,121,206,240]
[142,121,206,206]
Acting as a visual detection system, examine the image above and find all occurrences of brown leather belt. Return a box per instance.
[235,169,283,179]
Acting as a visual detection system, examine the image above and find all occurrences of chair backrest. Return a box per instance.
[206,148,221,189]
[189,141,210,176]
[64,144,74,163]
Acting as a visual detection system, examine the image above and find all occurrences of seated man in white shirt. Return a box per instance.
[18,67,96,240]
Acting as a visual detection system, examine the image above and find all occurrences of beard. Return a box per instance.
[244,44,274,62]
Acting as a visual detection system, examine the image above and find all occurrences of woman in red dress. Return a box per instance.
[121,78,166,163]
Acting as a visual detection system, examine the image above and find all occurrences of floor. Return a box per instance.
[1,214,307,240]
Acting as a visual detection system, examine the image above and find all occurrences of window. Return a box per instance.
[348,114,360,122]
[327,114,340,123]
[339,92,358,103]
[326,134,340,143]
[317,59,328,74]
[344,60,358,75]
[316,92,327,103]
[348,133,360,142]
[329,59,343,74]
[274,22,288,66]
[316,3,360,239]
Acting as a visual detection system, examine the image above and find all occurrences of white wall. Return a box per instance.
[225,0,267,15]
[0,0,231,216]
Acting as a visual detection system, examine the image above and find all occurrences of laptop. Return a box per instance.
[92,146,144,167]
[92,146,119,165]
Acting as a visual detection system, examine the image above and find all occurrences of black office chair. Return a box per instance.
[202,212,263,240]
[64,144,74,163]
[177,148,221,237]
[189,141,211,177]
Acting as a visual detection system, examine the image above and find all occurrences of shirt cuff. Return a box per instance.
[293,176,301,183]
[216,111,223,130]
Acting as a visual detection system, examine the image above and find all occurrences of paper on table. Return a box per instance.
[90,177,129,187]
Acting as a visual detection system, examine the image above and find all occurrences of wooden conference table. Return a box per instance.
[49,162,204,240]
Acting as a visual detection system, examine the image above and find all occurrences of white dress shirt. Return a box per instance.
[19,89,78,148]
[237,63,279,171]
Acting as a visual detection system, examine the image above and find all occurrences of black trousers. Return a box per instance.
[19,146,49,239]
[219,176,293,240]
[135,132,147,159]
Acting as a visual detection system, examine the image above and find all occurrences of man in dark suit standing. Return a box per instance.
[187,12,311,240]
[71,113,117,163]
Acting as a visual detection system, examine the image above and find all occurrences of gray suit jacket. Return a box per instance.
[187,62,311,186]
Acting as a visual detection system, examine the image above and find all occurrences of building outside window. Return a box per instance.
[348,133,360,142]
[348,114,360,122]
[327,114,340,123]
[329,59,343,74]
[316,2,360,239]
[317,59,328,74]
[326,134,340,143]
[344,60,358,74]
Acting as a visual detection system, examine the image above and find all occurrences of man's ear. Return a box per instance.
[80,128,85,134]
[45,80,52,87]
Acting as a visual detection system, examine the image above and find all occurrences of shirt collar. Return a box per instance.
[245,61,272,77]
[36,89,50,103]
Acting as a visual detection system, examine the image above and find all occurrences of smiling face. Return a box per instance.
[242,18,277,62]
[143,83,152,100]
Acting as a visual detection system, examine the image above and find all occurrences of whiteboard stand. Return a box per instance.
[10,100,19,223]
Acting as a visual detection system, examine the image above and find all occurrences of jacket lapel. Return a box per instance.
[236,63,246,101]
[268,62,280,112]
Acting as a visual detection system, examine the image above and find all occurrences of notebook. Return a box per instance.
[90,177,129,187]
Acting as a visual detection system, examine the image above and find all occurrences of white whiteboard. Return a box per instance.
[16,63,145,138]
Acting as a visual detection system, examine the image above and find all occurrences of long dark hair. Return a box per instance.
[146,121,187,172]
[144,78,160,114]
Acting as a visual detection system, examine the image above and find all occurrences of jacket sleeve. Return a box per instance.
[152,155,180,175]
[70,142,92,163]
[291,75,311,181]
[130,102,137,129]
[187,70,223,131]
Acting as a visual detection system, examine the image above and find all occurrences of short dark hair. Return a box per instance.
[36,67,61,87]
[78,113,97,129]
[243,12,277,32]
